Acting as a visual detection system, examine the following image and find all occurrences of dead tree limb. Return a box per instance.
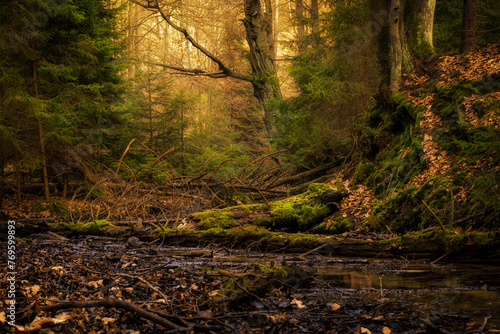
[267,161,341,189]
[38,299,184,330]
[115,139,161,175]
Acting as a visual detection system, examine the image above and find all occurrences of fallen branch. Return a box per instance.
[267,161,341,189]
[114,273,170,304]
[298,243,327,260]
[422,200,447,231]
[38,299,184,330]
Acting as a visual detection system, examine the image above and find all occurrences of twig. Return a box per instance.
[298,243,327,260]
[115,138,161,175]
[138,148,175,181]
[114,273,169,304]
[479,313,491,333]
[232,279,272,311]
[430,251,451,265]
[422,199,447,231]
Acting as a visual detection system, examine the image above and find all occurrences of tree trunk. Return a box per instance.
[243,0,283,133]
[311,0,319,35]
[405,0,436,58]
[460,0,477,53]
[389,0,403,93]
[264,0,276,60]
[295,0,305,49]
[34,62,50,201]
[371,0,435,94]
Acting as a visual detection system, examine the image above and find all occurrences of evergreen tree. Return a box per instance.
[0,0,126,203]
[273,0,378,170]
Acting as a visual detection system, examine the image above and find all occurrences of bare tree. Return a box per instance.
[130,0,282,133]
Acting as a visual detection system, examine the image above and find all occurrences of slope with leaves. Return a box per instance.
[338,44,500,243]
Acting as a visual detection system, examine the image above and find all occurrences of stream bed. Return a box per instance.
[8,235,499,333]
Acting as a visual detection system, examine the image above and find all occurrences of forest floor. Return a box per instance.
[3,235,499,334]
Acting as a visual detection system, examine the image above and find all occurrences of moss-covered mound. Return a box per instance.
[353,73,500,234]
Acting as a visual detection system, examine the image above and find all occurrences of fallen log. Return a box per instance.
[188,183,349,232]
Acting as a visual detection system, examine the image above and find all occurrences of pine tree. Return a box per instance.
[0,0,126,204]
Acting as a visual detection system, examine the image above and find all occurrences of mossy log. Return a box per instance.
[188,183,348,232]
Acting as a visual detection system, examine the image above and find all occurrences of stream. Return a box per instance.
[142,245,500,328]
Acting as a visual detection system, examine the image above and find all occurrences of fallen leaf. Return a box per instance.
[54,313,72,324]
[208,290,219,297]
[291,298,307,309]
[101,317,117,325]
[330,303,341,312]
[26,285,41,297]
[382,327,392,334]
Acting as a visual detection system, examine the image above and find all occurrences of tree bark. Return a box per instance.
[264,0,276,60]
[389,0,403,93]
[405,0,436,58]
[370,0,435,94]
[296,0,305,48]
[311,0,319,35]
[460,0,477,53]
[243,0,283,133]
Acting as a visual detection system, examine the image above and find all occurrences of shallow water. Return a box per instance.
[159,247,500,327]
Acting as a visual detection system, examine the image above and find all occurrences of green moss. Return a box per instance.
[286,233,324,248]
[226,225,271,241]
[265,183,344,230]
[254,217,274,227]
[64,219,115,234]
[409,30,434,59]
[201,227,227,237]
[154,227,198,237]
[468,231,500,248]
[269,199,330,229]
[191,210,235,230]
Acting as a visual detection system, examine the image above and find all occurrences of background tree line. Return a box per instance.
[0,0,499,210]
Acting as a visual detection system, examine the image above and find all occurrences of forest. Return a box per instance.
[1,0,500,333]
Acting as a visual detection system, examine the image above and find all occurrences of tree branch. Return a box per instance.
[38,299,184,330]
[147,62,229,79]
[130,0,254,83]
